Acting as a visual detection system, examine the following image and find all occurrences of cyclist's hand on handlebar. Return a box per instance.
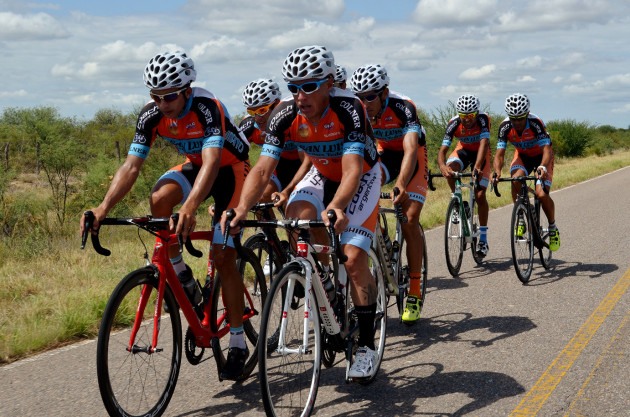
[536,166,548,181]
[322,207,348,235]
[172,208,196,242]
[220,207,246,236]
[80,207,106,236]
[271,191,289,208]
[492,171,501,183]
[440,164,455,178]
[208,204,215,217]
[391,185,409,205]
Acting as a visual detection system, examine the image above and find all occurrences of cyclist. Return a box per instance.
[223,45,382,378]
[239,78,305,207]
[492,93,560,251]
[349,64,427,325]
[438,94,492,257]
[79,51,252,380]
[334,64,347,89]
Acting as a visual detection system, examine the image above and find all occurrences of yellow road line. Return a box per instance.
[564,310,630,417]
[510,267,630,417]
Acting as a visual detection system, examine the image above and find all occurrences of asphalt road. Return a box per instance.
[2,166,630,417]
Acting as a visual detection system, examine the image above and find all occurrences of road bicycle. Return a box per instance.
[243,201,292,282]
[429,170,484,277]
[491,174,552,283]
[225,210,387,416]
[81,211,266,417]
[375,187,428,322]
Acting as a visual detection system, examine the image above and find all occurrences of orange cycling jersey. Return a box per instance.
[239,116,300,160]
[261,90,379,183]
[497,113,552,157]
[442,112,491,151]
[130,87,249,167]
[371,91,425,152]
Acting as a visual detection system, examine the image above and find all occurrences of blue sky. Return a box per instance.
[1,0,629,128]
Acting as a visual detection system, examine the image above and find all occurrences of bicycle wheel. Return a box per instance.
[97,267,182,417]
[511,202,534,283]
[243,232,286,281]
[358,248,388,385]
[536,198,553,269]
[445,199,464,277]
[259,262,321,417]
[470,197,484,265]
[210,247,267,380]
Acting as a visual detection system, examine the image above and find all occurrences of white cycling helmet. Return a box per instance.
[505,93,530,117]
[143,51,196,89]
[282,45,335,82]
[242,79,281,108]
[349,64,390,93]
[456,94,480,113]
[334,65,347,83]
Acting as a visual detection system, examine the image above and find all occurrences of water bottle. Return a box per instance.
[178,267,202,308]
[320,267,336,304]
[381,224,393,253]
[463,201,471,219]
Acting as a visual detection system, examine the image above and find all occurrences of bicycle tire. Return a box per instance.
[210,246,267,380]
[97,267,182,417]
[445,198,464,277]
[511,201,534,283]
[536,198,553,269]
[258,262,321,417]
[470,197,484,265]
[243,232,286,282]
[356,248,388,385]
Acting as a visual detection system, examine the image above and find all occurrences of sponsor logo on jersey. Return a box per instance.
[168,121,179,136]
[298,124,310,138]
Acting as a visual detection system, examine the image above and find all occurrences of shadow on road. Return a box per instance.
[526,260,619,286]
[387,311,537,350]
[322,362,525,416]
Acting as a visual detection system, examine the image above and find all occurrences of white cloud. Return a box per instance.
[412,0,499,26]
[497,0,612,32]
[611,103,630,114]
[458,64,497,80]
[517,56,543,69]
[267,20,347,50]
[0,11,69,40]
[517,75,536,83]
[0,89,27,98]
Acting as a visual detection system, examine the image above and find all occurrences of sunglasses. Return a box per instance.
[287,78,328,95]
[458,112,478,120]
[509,113,529,120]
[150,86,188,103]
[359,89,385,103]
[247,103,274,117]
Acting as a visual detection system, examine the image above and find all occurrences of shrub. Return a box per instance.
[547,119,593,157]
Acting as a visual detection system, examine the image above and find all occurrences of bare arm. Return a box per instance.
[437,144,454,177]
[272,152,312,207]
[175,146,222,240]
[80,154,144,234]
[493,148,506,181]
[393,131,419,204]
[324,153,363,233]
[222,155,279,231]
[474,138,490,173]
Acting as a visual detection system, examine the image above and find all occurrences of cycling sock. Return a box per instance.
[229,326,247,350]
[170,255,186,275]
[355,303,376,350]
[480,226,488,243]
[409,272,423,298]
[549,222,557,230]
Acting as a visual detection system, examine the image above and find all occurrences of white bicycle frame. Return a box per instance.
[452,176,481,244]
[275,232,345,356]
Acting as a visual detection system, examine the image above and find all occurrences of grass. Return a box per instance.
[1,150,630,363]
